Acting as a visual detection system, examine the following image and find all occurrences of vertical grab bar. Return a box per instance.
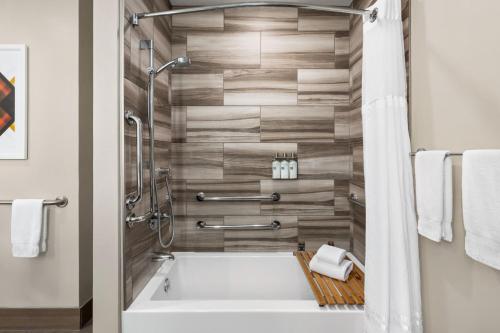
[125,111,143,209]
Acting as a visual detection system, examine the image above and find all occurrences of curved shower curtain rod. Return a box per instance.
[131,2,378,26]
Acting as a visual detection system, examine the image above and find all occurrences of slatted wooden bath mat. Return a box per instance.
[294,251,365,307]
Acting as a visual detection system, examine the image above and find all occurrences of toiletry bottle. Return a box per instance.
[289,152,298,179]
[272,153,281,179]
[280,153,289,179]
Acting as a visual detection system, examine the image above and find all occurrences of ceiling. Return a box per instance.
[170,0,353,6]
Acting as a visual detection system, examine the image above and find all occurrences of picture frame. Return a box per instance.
[0,44,27,159]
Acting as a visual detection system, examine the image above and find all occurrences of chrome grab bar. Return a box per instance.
[197,220,281,230]
[125,111,144,210]
[348,194,365,208]
[196,192,280,202]
[0,197,68,208]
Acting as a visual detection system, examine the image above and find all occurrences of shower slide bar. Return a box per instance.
[409,148,463,157]
[0,197,68,208]
[196,192,281,202]
[197,220,281,231]
[348,194,365,208]
[131,2,378,26]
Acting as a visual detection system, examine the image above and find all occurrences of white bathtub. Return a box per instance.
[123,252,364,333]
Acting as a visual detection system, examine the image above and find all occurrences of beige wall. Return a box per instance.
[0,0,92,308]
[411,0,500,332]
[93,0,122,330]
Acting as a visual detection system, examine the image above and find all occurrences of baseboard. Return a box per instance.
[0,298,92,330]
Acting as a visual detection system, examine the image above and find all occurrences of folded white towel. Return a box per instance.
[309,256,353,282]
[415,151,453,242]
[315,244,347,266]
[11,199,47,258]
[462,150,500,270]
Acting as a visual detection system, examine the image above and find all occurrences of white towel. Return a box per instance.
[315,244,347,266]
[415,151,453,242]
[11,199,47,258]
[309,256,353,282]
[462,150,500,270]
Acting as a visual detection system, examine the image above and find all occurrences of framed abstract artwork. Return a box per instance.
[0,44,27,159]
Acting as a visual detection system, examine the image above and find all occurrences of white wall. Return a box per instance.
[0,0,92,308]
[411,0,500,332]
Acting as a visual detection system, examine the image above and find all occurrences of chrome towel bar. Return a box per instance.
[0,197,68,208]
[197,220,281,231]
[196,192,280,202]
[348,194,365,208]
[409,148,463,157]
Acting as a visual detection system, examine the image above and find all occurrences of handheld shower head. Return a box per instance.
[155,56,191,75]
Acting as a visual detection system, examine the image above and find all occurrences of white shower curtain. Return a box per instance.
[362,0,422,332]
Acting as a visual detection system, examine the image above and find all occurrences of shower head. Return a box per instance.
[155,56,191,75]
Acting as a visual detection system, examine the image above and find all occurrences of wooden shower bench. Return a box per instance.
[294,251,365,307]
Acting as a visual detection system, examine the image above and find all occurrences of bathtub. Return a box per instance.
[123,252,364,333]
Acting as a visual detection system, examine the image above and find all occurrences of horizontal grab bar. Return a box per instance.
[196,192,280,202]
[348,194,365,208]
[197,220,281,231]
[0,197,68,208]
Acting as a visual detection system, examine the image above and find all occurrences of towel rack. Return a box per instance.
[0,197,68,208]
[348,194,365,208]
[197,220,281,230]
[196,192,281,202]
[409,148,463,157]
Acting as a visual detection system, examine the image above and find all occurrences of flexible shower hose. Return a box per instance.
[157,171,175,248]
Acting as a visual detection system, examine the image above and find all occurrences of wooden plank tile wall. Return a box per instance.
[124,0,175,309]
[169,6,355,254]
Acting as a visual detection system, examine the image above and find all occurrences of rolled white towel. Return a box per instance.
[315,244,347,266]
[309,256,353,282]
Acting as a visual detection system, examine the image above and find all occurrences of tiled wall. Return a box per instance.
[123,0,173,308]
[168,7,355,253]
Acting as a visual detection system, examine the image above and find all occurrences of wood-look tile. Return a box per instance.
[350,100,362,140]
[352,142,364,185]
[187,32,260,69]
[261,32,335,68]
[224,7,298,31]
[298,9,350,32]
[154,15,172,64]
[171,180,187,216]
[334,34,350,69]
[186,180,261,216]
[172,10,224,31]
[260,106,334,142]
[349,16,363,68]
[186,106,260,142]
[334,105,350,141]
[172,106,186,142]
[172,31,187,59]
[223,216,298,251]
[169,143,223,180]
[224,69,297,105]
[297,69,350,105]
[334,179,350,216]
[172,216,224,252]
[298,216,352,251]
[172,73,223,106]
[297,143,352,179]
[352,203,366,263]
[260,179,335,216]
[224,143,297,180]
